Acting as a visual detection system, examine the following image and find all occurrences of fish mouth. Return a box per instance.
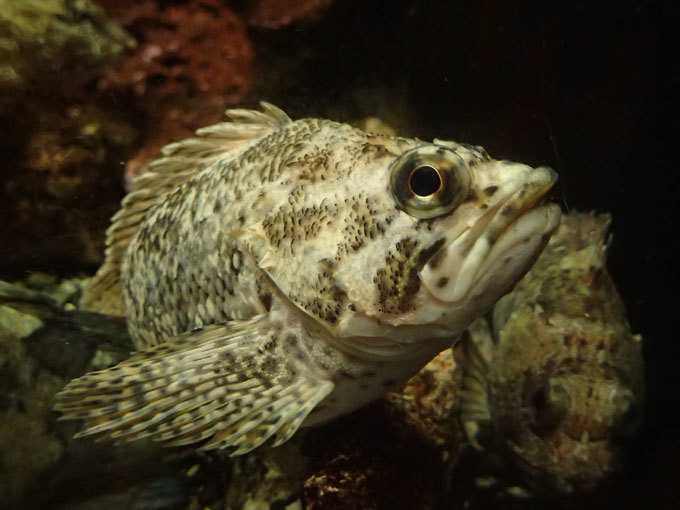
[420,166,561,303]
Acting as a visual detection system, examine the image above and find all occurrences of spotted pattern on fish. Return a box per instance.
[57,103,560,454]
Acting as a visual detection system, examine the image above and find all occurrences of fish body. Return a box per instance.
[55,103,560,454]
[461,212,644,496]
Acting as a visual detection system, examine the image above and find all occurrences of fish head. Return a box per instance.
[457,212,645,497]
[327,136,561,345]
[412,142,561,326]
[481,319,645,496]
[252,123,560,358]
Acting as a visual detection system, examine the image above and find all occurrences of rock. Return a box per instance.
[0,101,138,278]
[0,306,43,339]
[0,0,134,110]
[0,307,65,505]
[243,0,334,29]
[0,1,138,278]
[97,0,255,184]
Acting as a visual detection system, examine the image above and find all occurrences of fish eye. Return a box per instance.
[409,165,442,197]
[389,146,471,219]
[528,380,570,436]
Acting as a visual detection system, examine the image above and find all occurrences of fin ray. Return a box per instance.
[80,102,292,315]
[460,325,493,449]
[55,314,333,454]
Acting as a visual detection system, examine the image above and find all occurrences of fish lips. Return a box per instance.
[420,166,561,304]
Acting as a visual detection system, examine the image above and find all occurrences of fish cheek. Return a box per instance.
[373,238,422,314]
[372,237,446,314]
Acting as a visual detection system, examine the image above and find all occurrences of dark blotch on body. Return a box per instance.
[260,293,272,311]
[483,185,499,197]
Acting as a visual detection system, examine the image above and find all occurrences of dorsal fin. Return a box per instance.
[81,102,292,315]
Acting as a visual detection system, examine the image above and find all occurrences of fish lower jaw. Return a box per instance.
[464,203,562,298]
[423,202,561,305]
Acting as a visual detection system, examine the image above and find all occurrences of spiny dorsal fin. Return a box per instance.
[54,314,333,455]
[80,102,292,315]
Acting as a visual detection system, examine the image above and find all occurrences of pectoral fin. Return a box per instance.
[54,314,333,455]
[459,321,494,450]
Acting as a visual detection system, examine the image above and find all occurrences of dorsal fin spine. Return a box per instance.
[80,102,292,315]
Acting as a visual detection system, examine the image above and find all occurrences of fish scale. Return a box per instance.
[55,102,560,454]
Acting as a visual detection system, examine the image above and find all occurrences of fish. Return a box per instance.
[54,103,561,455]
[460,212,644,497]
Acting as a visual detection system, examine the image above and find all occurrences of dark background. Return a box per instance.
[1,0,677,508]
[246,1,678,508]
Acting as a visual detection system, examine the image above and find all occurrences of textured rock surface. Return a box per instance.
[0,305,66,504]
[0,104,138,277]
[0,0,133,111]
[0,0,137,278]
[0,0,258,278]
[98,0,255,184]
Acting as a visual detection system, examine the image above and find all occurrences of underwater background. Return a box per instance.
[0,1,677,509]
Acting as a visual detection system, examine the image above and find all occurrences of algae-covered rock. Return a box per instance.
[243,0,334,29]
[0,209,645,510]
[97,0,255,183]
[0,306,65,505]
[0,0,133,102]
[0,278,134,507]
[0,305,42,339]
[0,0,138,278]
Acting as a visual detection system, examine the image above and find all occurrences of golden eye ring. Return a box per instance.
[389,146,471,219]
[408,165,444,197]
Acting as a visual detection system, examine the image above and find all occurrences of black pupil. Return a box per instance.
[410,166,441,196]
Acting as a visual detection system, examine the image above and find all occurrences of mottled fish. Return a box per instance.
[460,212,644,496]
[55,103,560,455]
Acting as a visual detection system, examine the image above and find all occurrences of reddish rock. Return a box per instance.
[301,351,461,510]
[303,404,446,510]
[244,0,334,29]
[98,0,255,182]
